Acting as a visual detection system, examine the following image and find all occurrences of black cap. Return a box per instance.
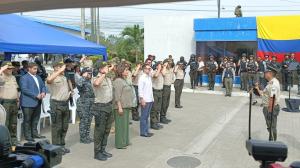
[64,58,74,64]
[81,67,92,74]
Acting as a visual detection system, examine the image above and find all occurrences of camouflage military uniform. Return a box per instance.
[76,77,95,143]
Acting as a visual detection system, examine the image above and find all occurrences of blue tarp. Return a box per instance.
[0,14,107,59]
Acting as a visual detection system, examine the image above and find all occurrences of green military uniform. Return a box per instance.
[76,68,95,143]
[48,72,70,148]
[0,62,19,145]
[161,67,173,123]
[174,65,184,108]
[92,72,114,160]
[151,69,164,129]
[262,71,281,141]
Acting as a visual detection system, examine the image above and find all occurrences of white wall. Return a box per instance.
[144,15,200,82]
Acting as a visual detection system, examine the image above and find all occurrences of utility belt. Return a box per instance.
[0,98,17,104]
[50,99,69,105]
[94,101,112,106]
[224,77,233,79]
[153,88,163,92]
[163,85,171,88]
[263,104,280,109]
[79,95,95,99]
[175,78,184,81]
[248,71,257,74]
[240,71,247,73]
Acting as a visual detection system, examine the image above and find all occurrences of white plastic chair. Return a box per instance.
[37,94,52,134]
[17,109,23,142]
[0,104,6,125]
[70,88,79,124]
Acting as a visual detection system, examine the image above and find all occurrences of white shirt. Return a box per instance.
[29,72,40,93]
[198,61,205,71]
[262,77,280,106]
[138,73,154,103]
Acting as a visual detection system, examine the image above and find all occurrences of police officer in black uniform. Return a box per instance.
[188,54,199,89]
[281,54,290,91]
[269,56,281,81]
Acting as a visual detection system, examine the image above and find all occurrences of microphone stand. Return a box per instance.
[269,95,276,141]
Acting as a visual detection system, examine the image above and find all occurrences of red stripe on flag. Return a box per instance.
[257,51,300,63]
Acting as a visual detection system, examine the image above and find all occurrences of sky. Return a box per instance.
[22,0,300,36]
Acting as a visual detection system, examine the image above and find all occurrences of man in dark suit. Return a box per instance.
[20,62,47,142]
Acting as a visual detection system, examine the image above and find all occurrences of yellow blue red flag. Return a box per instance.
[257,15,300,62]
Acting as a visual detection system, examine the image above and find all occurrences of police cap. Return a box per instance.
[1,61,14,69]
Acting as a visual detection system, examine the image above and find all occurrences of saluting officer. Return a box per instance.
[47,61,71,154]
[254,64,281,141]
[76,67,95,144]
[0,62,19,146]
[151,61,164,130]
[132,61,143,121]
[161,59,173,124]
[206,55,218,91]
[174,61,185,108]
[92,62,114,161]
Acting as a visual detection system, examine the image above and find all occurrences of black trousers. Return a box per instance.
[189,71,198,88]
[22,103,42,139]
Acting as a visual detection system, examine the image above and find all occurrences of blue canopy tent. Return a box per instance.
[0,14,107,60]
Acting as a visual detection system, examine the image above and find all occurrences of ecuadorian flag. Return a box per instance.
[257,15,300,62]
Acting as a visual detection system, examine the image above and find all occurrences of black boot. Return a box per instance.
[94,152,107,161]
[160,117,170,124]
[101,147,112,158]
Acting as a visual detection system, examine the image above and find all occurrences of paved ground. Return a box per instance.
[36,86,300,168]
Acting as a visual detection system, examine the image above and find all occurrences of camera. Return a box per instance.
[0,125,62,168]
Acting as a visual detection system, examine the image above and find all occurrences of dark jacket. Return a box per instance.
[20,73,46,107]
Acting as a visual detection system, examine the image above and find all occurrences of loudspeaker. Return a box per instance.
[283,98,300,112]
[246,139,288,162]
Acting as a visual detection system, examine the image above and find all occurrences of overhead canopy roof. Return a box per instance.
[0,14,107,57]
[0,0,198,14]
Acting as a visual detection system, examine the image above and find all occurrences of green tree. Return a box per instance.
[121,25,144,63]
